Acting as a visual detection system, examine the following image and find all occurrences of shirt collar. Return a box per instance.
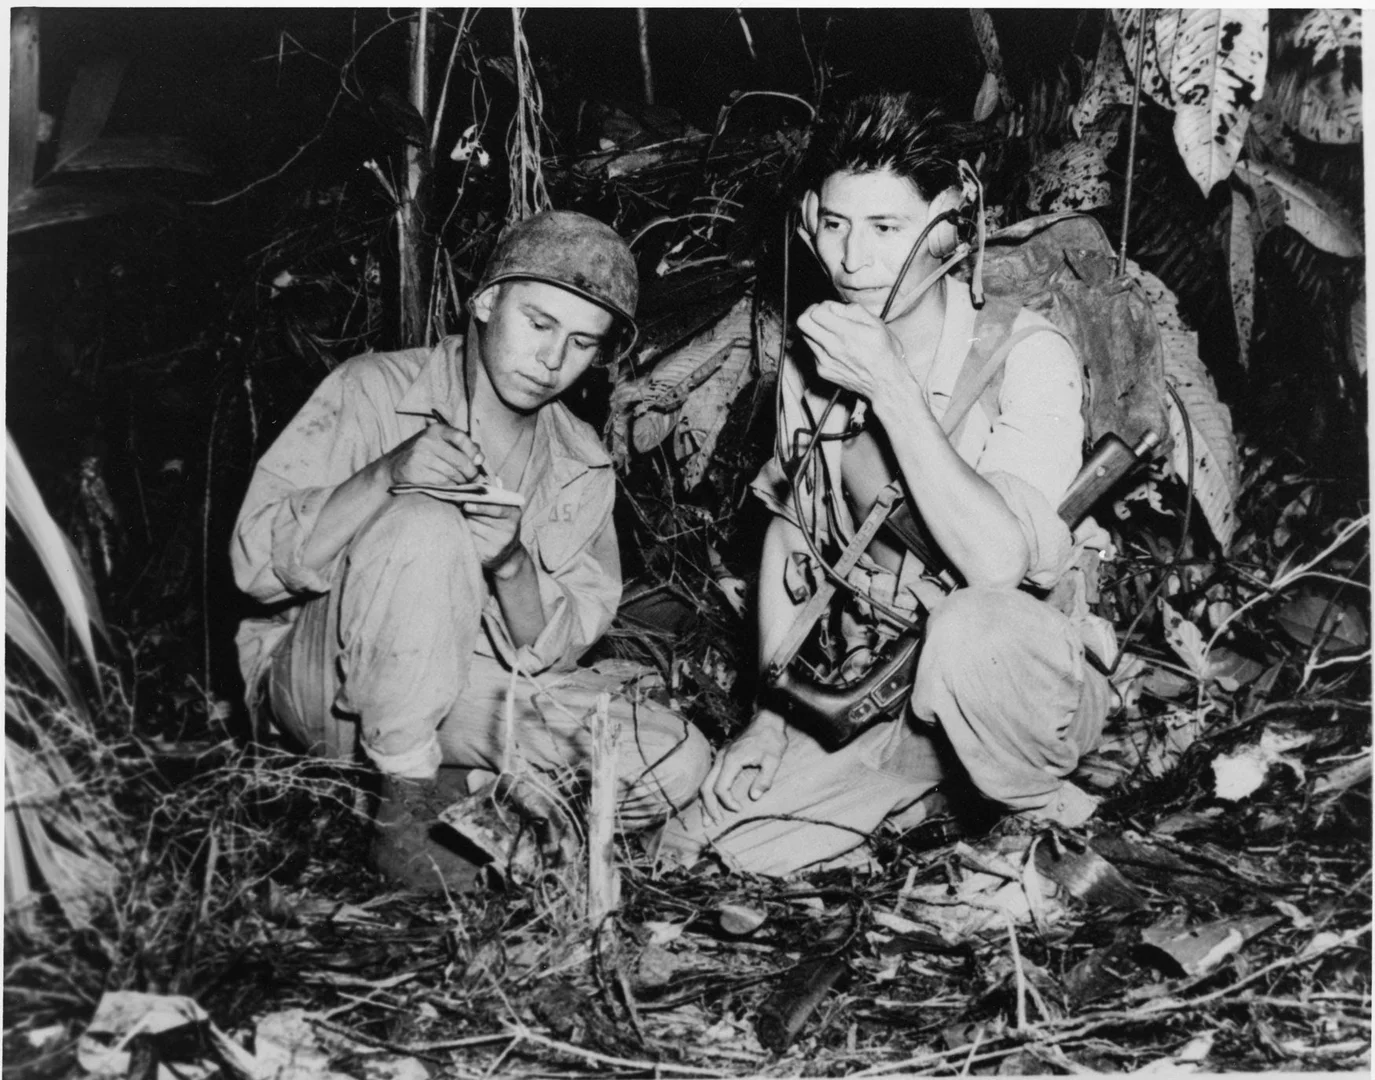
[395,335,472,428]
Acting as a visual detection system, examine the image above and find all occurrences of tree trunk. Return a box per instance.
[398,9,431,345]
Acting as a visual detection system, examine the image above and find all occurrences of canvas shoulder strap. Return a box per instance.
[944,302,1072,445]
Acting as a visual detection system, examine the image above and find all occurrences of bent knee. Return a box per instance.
[351,493,474,562]
[925,586,1028,655]
[624,710,712,814]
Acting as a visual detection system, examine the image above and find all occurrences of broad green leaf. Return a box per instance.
[972,70,1002,123]
[1233,159,1363,257]
[970,9,1014,112]
[614,295,754,482]
[5,737,120,930]
[1250,174,1287,237]
[1072,17,1133,135]
[1276,592,1369,652]
[56,134,212,176]
[1131,263,1240,549]
[1113,9,1181,108]
[53,56,128,173]
[717,902,767,936]
[1159,599,1211,681]
[1169,10,1269,195]
[1271,9,1362,144]
[5,432,105,671]
[6,584,87,719]
[7,186,133,236]
[1227,187,1256,369]
[1025,123,1121,213]
[1244,84,1296,165]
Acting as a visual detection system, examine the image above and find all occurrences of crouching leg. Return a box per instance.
[267,494,491,892]
[911,586,1110,825]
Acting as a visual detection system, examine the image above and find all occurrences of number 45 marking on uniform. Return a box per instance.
[548,503,573,523]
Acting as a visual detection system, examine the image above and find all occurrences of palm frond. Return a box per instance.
[6,431,106,674]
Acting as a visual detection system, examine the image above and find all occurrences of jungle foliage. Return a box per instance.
[4,8,1369,1077]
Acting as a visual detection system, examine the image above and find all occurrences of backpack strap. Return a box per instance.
[944,312,1074,446]
[942,326,1041,439]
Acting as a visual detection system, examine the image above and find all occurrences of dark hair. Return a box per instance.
[796,91,962,201]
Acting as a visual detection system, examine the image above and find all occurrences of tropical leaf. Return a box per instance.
[1113,9,1182,108]
[1072,17,1133,136]
[53,56,129,173]
[1168,10,1269,195]
[1233,159,1363,257]
[970,9,1014,112]
[1250,174,1287,237]
[6,585,87,720]
[5,733,120,931]
[1271,9,1362,144]
[1227,186,1256,369]
[1131,262,1240,549]
[1025,123,1121,214]
[6,432,106,672]
[609,295,755,473]
[1244,84,1296,165]
[56,134,212,175]
[1275,591,1368,652]
[4,783,36,935]
[678,341,754,489]
[7,186,135,236]
[1159,599,1211,682]
[972,70,1002,123]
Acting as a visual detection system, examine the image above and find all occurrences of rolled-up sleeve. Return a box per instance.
[976,325,1083,587]
[231,365,377,603]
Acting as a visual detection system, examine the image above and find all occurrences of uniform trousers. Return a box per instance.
[266,495,711,828]
[658,586,1110,875]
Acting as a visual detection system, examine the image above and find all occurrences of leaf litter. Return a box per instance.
[6,14,1371,1076]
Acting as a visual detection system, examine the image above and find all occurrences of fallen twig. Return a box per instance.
[502,1023,732,1077]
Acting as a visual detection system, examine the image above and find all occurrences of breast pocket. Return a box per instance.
[531,468,612,572]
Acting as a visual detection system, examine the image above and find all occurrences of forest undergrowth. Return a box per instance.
[5,8,1369,1078]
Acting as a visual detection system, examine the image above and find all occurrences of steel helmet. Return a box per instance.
[474,211,639,352]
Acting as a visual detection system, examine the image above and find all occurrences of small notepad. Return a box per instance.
[390,482,525,508]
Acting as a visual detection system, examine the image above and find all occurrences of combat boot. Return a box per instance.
[369,771,483,894]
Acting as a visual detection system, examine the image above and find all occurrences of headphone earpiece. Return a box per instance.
[799,191,820,239]
[926,161,984,259]
[925,193,962,259]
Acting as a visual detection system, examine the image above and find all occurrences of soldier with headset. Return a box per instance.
[659,92,1115,877]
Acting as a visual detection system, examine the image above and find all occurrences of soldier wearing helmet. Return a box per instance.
[232,212,710,892]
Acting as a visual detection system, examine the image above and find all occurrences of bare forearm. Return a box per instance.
[490,546,547,647]
[873,376,1029,587]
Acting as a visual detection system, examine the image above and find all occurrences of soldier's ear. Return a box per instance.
[470,284,499,322]
[796,190,821,255]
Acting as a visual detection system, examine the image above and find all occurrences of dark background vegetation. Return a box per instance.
[9,8,1363,726]
[5,9,1369,1075]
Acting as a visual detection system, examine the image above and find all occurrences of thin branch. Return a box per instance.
[503,1024,731,1077]
[191,13,410,207]
[430,8,473,155]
